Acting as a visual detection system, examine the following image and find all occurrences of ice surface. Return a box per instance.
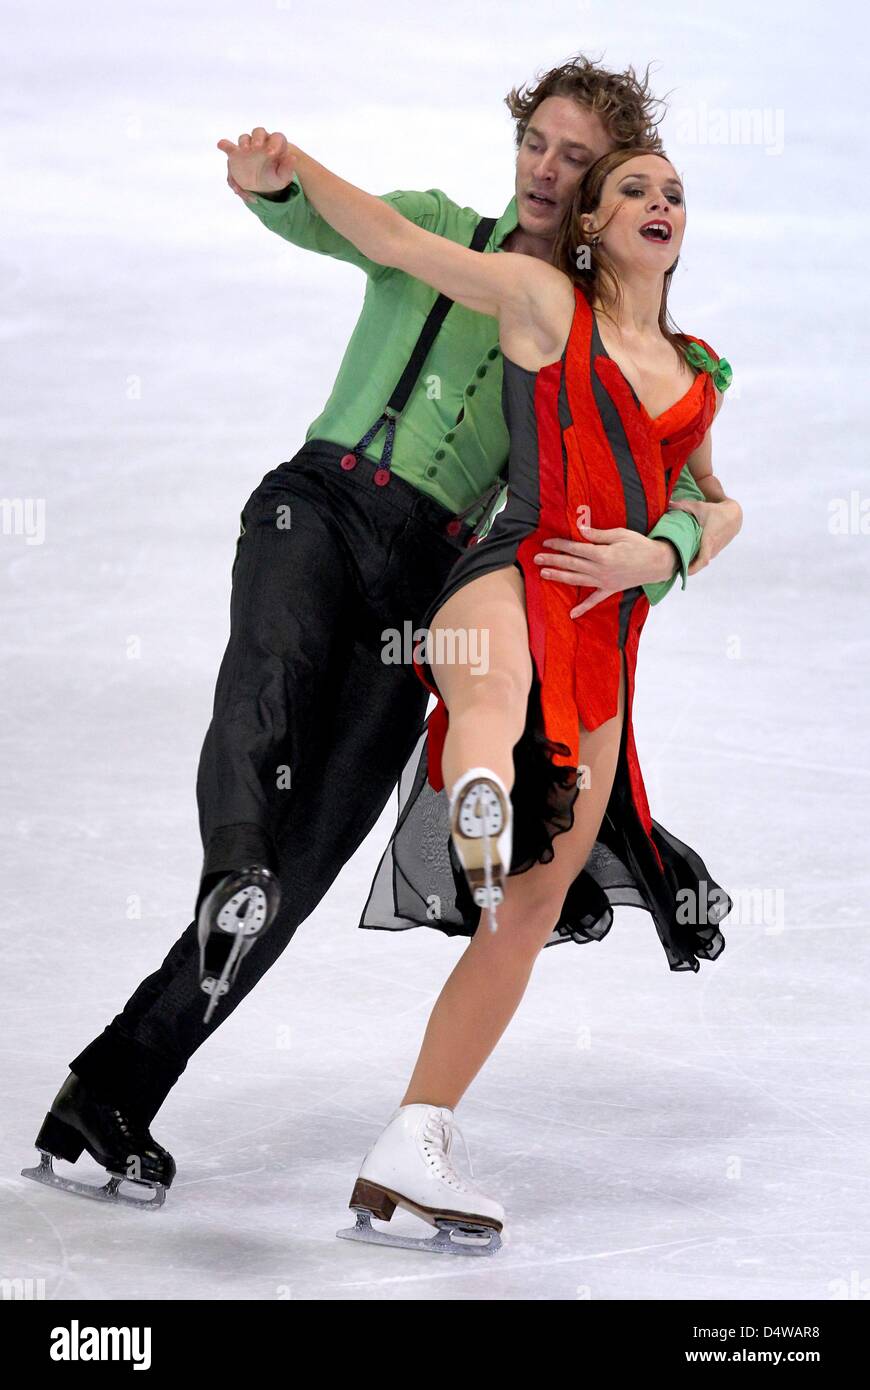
[2,0,869,1301]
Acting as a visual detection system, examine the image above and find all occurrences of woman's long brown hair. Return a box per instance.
[552,147,691,355]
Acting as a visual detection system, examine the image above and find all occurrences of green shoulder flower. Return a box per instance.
[684,340,733,392]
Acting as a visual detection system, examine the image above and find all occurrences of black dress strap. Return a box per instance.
[340,215,498,486]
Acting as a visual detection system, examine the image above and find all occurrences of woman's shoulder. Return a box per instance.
[684,331,720,359]
[682,333,733,393]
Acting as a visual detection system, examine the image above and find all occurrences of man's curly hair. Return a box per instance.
[505,53,665,151]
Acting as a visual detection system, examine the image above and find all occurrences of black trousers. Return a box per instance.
[69,440,476,1124]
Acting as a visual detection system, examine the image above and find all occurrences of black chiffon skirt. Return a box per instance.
[357,660,731,973]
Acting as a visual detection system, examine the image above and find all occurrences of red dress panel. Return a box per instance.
[424,287,718,881]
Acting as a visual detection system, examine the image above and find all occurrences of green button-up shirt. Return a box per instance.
[245,177,704,604]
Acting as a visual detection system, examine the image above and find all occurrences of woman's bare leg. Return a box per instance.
[429,566,532,798]
[401,650,627,1110]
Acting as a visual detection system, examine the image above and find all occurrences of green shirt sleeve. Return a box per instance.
[243,176,442,274]
[642,463,704,606]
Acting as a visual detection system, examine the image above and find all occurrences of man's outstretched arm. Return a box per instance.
[219,126,441,271]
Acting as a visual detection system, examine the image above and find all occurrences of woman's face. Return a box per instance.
[585,154,685,275]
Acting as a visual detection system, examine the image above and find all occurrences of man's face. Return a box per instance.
[514,95,613,237]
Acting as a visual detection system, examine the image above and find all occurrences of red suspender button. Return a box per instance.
[373,467,391,486]
[445,519,461,536]
[340,453,357,470]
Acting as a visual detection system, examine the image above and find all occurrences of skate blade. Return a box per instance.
[452,787,508,926]
[336,1209,501,1257]
[472,840,504,933]
[21,1152,166,1210]
[201,877,279,1025]
[471,881,504,908]
[202,927,246,1025]
[458,840,505,923]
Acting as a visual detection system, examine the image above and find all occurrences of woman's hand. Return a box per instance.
[217,128,298,198]
[668,497,743,575]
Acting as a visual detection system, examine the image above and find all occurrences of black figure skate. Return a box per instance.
[21,1073,175,1210]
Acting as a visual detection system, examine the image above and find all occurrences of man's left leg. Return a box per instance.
[67,636,431,1124]
[66,469,472,1124]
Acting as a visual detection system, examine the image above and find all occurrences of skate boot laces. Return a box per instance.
[421,1108,476,1192]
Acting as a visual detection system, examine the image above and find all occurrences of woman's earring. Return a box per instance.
[590,234,600,248]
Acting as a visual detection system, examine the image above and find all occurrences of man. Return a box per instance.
[25,56,741,1207]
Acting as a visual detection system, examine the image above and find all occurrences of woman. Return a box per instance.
[257,141,738,1254]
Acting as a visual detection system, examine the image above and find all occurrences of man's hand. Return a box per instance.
[217,128,298,201]
[535,514,679,619]
[668,497,743,576]
[227,170,257,205]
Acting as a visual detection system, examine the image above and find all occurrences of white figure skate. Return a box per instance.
[337,1103,504,1256]
[449,767,513,932]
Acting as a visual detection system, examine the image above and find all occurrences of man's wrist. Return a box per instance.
[258,182,295,203]
[256,171,299,203]
[651,537,679,581]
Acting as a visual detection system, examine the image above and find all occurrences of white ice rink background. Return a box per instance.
[2,0,869,1300]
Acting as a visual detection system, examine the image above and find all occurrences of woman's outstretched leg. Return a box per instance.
[429,566,532,798]
[401,652,627,1110]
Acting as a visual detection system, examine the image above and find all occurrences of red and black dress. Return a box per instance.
[359,287,731,972]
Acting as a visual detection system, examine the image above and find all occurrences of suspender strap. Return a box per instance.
[340,214,498,485]
[386,214,498,414]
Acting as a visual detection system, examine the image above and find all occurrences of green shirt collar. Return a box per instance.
[493,194,519,247]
